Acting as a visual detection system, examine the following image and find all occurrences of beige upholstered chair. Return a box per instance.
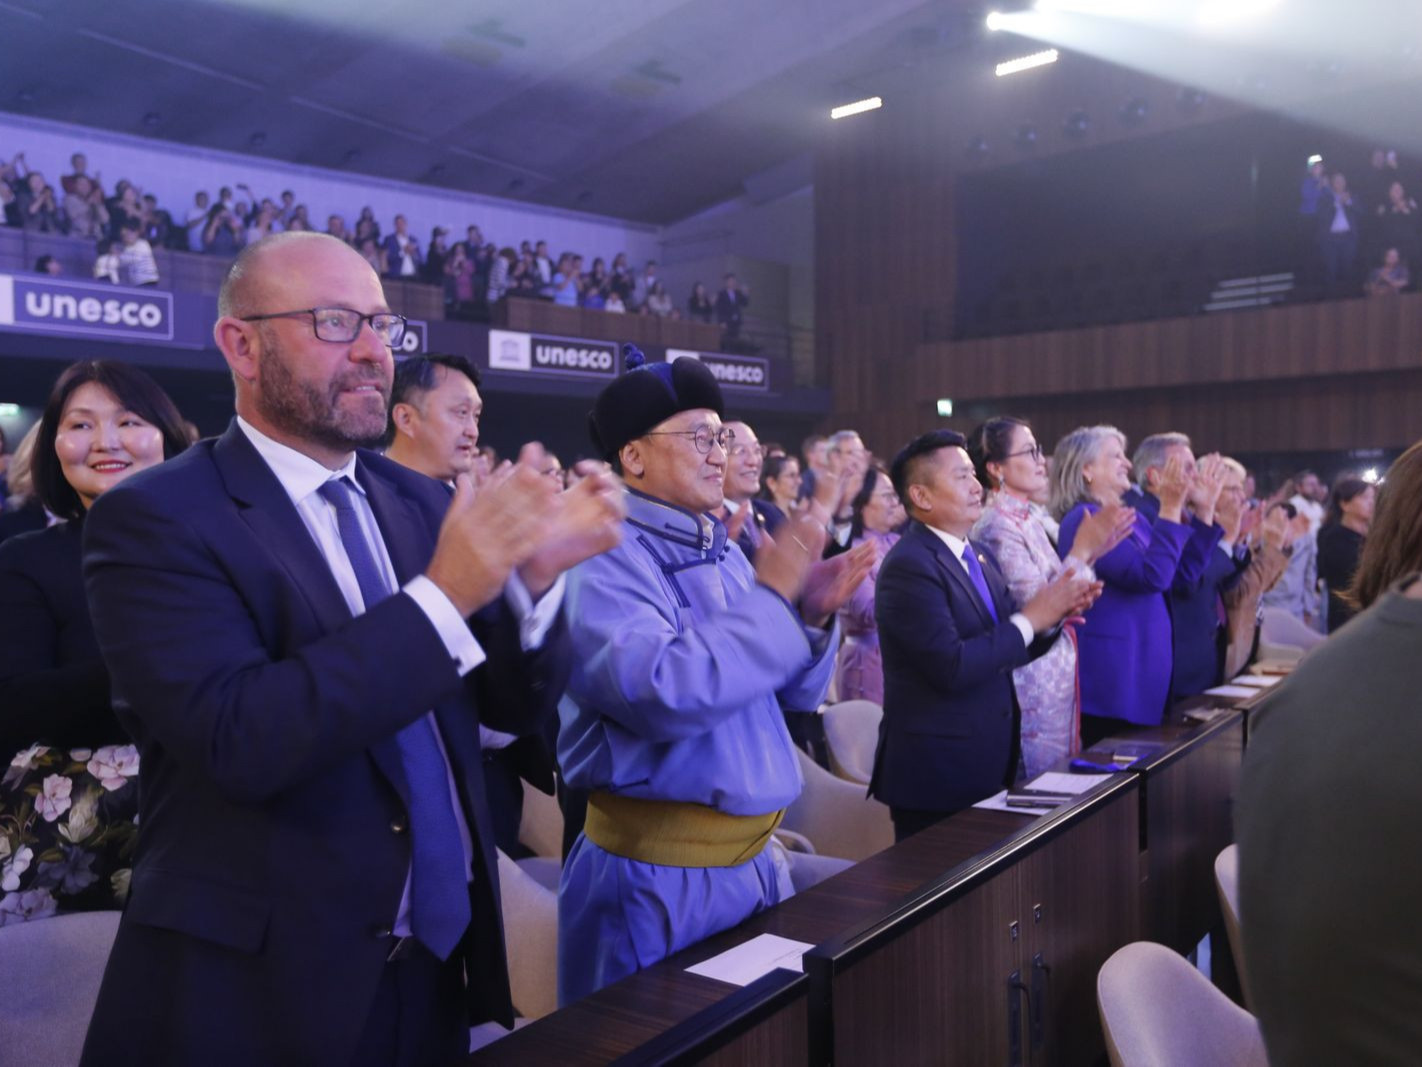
[1214,844,1253,1008]
[1097,941,1267,1067]
[518,778,565,860]
[494,849,559,1022]
[0,910,121,1067]
[820,700,882,785]
[781,747,894,862]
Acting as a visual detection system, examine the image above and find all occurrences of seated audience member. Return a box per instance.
[0,360,189,918]
[1365,247,1409,296]
[355,204,380,241]
[382,215,422,280]
[608,253,633,301]
[60,152,101,198]
[1219,469,1292,678]
[645,282,673,317]
[834,467,907,705]
[757,452,801,533]
[1126,434,1233,699]
[325,214,349,243]
[826,430,869,543]
[688,281,714,323]
[1259,499,1325,650]
[93,240,121,284]
[1316,476,1375,633]
[34,255,62,276]
[799,433,830,501]
[117,224,159,287]
[549,255,579,308]
[62,175,109,240]
[142,194,174,248]
[384,355,557,858]
[873,431,1099,840]
[78,233,620,1063]
[1052,426,1192,744]
[245,201,280,246]
[1237,440,1422,1066]
[0,425,48,543]
[970,417,1133,775]
[630,261,659,311]
[557,346,867,1004]
[603,290,626,314]
[357,235,387,276]
[106,181,144,237]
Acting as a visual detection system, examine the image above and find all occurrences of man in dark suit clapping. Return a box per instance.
[79,232,624,1065]
[871,430,1100,841]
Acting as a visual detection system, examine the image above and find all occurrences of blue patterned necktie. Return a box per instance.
[961,543,1000,623]
[317,477,470,960]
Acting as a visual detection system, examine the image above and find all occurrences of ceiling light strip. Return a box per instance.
[995,49,1060,77]
[830,96,883,120]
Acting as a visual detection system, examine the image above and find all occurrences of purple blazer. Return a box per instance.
[1058,502,1192,726]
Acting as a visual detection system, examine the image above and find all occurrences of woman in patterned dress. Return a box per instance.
[969,418,1133,775]
[833,467,906,704]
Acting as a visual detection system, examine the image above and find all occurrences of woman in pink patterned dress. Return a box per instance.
[833,467,906,704]
[969,418,1133,775]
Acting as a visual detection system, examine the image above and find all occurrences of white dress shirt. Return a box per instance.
[236,417,562,934]
[922,524,1036,648]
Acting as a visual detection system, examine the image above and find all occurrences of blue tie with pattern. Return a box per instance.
[961,543,1000,623]
[317,477,470,960]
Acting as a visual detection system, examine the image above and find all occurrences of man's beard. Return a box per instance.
[255,332,391,455]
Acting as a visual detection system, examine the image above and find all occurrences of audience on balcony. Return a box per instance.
[688,281,714,323]
[1366,247,1410,296]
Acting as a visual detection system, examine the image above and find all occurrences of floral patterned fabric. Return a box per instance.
[0,743,139,924]
[833,530,900,705]
[973,493,1082,777]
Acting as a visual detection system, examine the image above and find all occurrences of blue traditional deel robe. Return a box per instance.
[556,489,838,1005]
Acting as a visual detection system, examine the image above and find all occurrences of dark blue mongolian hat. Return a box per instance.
[588,344,725,462]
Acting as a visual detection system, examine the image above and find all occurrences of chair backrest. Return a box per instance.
[518,778,565,860]
[0,910,122,1067]
[495,850,559,1021]
[1214,844,1253,1009]
[1097,941,1267,1067]
[820,700,882,785]
[781,747,894,862]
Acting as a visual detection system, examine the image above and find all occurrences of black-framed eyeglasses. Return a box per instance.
[1004,444,1044,463]
[644,425,735,455]
[239,307,407,348]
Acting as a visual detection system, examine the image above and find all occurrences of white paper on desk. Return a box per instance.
[685,934,814,986]
[1231,674,1281,688]
[972,773,1113,815]
[1205,684,1259,699]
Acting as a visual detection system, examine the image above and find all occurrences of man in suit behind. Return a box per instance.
[79,232,624,1066]
[871,430,1100,841]
[714,272,750,342]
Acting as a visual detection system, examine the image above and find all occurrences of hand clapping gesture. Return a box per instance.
[1188,453,1229,526]
[1155,454,1191,522]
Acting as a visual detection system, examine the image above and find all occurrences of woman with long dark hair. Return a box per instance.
[0,360,188,917]
[1317,476,1375,633]
[833,467,905,704]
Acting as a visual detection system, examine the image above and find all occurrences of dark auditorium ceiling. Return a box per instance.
[0,0,996,224]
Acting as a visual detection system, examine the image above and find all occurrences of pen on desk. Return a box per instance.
[1005,798,1061,810]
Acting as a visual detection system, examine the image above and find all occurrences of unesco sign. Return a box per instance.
[488,329,617,379]
[666,349,770,392]
[0,274,174,341]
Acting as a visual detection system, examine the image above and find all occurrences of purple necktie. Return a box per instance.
[961,543,1000,623]
[318,478,470,959]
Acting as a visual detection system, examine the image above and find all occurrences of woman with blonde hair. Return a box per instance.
[1052,425,1193,744]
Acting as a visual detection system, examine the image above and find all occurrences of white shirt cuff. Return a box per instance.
[403,575,487,676]
[1009,612,1035,647]
[505,570,565,651]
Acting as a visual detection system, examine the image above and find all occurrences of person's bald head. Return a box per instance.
[218,232,374,319]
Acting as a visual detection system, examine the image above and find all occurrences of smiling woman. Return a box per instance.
[0,360,189,921]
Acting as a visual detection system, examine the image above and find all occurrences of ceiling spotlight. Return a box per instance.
[996,49,1059,77]
[1362,467,1380,484]
[985,11,1007,30]
[1119,96,1149,125]
[1306,153,1324,167]
[830,96,883,120]
[1063,108,1090,139]
[1015,123,1039,148]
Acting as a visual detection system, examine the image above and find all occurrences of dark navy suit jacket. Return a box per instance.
[870,520,1052,814]
[79,421,568,1066]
